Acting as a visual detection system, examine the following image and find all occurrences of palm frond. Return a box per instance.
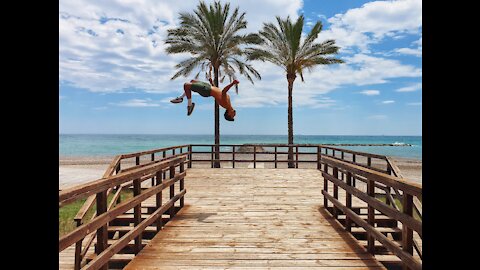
[165,1,262,85]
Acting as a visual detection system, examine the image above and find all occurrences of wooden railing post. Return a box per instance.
[253,146,256,169]
[115,163,121,204]
[95,190,108,270]
[367,178,375,254]
[169,165,176,217]
[188,145,192,168]
[232,146,236,168]
[133,178,142,254]
[332,149,336,158]
[387,164,392,175]
[323,164,328,208]
[367,157,372,167]
[275,146,278,168]
[155,170,163,232]
[295,146,299,168]
[74,220,82,270]
[352,154,356,164]
[179,162,185,208]
[341,151,344,160]
[317,146,321,170]
[402,193,414,270]
[211,146,214,168]
[162,151,166,179]
[345,172,352,232]
[151,153,155,187]
[136,156,140,166]
[333,167,339,218]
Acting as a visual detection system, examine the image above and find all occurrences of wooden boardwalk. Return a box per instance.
[125,168,386,269]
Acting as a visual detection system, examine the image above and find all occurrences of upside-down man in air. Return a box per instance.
[170,78,239,121]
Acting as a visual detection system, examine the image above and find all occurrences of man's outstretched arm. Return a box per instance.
[222,80,239,96]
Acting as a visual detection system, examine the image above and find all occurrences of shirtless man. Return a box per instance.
[170,78,238,121]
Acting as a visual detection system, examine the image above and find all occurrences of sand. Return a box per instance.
[59,154,422,190]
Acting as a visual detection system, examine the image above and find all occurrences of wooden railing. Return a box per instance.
[62,143,420,269]
[70,145,189,269]
[189,144,394,170]
[60,156,187,270]
[321,155,422,270]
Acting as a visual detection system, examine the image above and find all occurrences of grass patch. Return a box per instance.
[376,195,422,221]
[59,189,134,237]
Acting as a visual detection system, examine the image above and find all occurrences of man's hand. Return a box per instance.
[208,77,214,86]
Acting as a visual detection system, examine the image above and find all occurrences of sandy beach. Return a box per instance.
[59,154,422,190]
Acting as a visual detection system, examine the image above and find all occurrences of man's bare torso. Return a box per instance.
[210,86,233,111]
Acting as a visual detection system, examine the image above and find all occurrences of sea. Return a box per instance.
[59,135,422,160]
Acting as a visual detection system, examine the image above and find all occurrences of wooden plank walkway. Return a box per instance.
[125,168,386,269]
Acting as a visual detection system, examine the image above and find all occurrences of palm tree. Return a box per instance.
[247,15,344,168]
[165,1,261,168]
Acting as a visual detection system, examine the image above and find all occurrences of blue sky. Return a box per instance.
[59,0,422,135]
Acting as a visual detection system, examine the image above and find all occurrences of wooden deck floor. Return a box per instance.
[124,168,386,269]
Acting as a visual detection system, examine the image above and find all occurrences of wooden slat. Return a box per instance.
[74,195,96,222]
[124,168,386,270]
[103,155,122,178]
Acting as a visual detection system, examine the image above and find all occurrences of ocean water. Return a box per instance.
[59,134,422,160]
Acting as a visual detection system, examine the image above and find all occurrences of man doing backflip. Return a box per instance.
[170,78,239,121]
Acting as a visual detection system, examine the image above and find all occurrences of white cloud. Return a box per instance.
[393,37,422,57]
[413,37,422,46]
[367,114,388,120]
[382,100,395,104]
[112,98,160,107]
[359,90,380,96]
[322,0,422,52]
[59,0,302,93]
[59,0,422,109]
[396,83,422,92]
[407,102,422,106]
[394,47,421,57]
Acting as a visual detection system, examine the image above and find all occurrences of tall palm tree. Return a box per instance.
[165,1,261,168]
[247,15,344,168]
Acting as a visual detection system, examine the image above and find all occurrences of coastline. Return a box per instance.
[59,154,422,190]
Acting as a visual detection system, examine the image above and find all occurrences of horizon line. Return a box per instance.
[59,133,422,137]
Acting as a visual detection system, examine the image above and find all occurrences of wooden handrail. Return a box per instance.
[322,156,421,197]
[189,143,392,171]
[120,144,189,159]
[321,155,422,270]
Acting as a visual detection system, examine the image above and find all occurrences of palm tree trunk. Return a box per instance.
[213,66,221,168]
[287,77,295,168]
